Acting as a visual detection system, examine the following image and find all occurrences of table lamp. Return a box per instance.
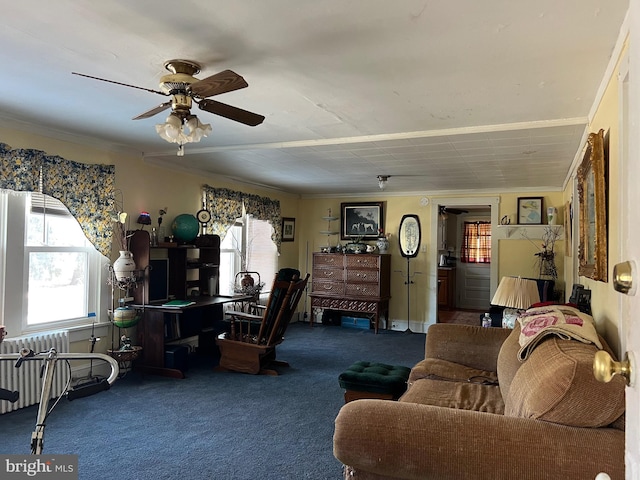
[491,276,541,328]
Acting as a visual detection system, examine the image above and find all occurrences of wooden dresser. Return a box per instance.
[310,253,391,333]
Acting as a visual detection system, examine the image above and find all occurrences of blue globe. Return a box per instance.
[171,214,199,243]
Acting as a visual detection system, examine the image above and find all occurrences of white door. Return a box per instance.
[620,14,639,475]
[456,214,491,310]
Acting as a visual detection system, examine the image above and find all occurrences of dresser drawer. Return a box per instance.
[345,255,380,269]
[345,269,380,284]
[345,283,380,297]
[312,267,343,281]
[313,254,343,268]
[312,280,345,295]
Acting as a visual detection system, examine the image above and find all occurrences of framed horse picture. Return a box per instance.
[340,202,384,240]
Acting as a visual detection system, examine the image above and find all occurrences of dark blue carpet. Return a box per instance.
[0,323,426,480]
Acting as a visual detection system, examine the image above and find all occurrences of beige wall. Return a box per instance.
[0,127,300,266]
[2,36,629,357]
[496,192,566,293]
[0,126,300,354]
[0,70,619,333]
[298,195,434,328]
[563,39,628,351]
[299,192,563,330]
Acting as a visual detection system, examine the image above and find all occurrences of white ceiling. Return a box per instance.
[0,1,628,196]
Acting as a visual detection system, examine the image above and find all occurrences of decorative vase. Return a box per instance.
[241,273,255,288]
[547,207,558,225]
[113,306,140,328]
[113,250,136,281]
[376,236,390,253]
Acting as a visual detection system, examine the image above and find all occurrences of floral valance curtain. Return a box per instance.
[244,193,282,248]
[0,143,115,257]
[203,184,282,252]
[203,186,243,240]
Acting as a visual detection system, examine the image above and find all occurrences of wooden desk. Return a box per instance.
[133,295,251,378]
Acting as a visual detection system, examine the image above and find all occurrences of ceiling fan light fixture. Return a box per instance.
[155,113,183,142]
[156,113,211,155]
[74,60,263,154]
[184,115,211,143]
[377,175,389,190]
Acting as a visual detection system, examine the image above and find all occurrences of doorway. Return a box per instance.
[455,210,491,310]
[429,197,499,325]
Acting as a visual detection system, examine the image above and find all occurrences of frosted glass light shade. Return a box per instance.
[185,116,211,143]
[156,113,183,143]
[156,114,210,145]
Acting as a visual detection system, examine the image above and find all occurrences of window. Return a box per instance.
[1,191,103,333]
[460,221,491,263]
[219,215,277,296]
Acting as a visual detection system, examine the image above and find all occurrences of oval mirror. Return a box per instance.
[398,214,421,258]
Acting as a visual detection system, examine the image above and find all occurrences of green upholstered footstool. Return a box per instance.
[338,361,411,403]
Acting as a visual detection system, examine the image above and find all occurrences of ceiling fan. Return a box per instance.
[439,206,469,216]
[73,59,265,154]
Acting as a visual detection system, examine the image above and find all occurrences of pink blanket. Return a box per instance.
[517,305,601,361]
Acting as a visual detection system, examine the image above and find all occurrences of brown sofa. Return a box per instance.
[333,322,626,480]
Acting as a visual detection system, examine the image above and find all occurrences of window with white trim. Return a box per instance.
[1,191,104,334]
[218,215,277,296]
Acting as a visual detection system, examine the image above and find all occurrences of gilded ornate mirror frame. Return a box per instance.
[577,129,608,282]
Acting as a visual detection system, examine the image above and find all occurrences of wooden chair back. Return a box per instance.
[256,268,309,345]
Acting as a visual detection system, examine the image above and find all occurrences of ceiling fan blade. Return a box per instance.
[132,102,172,120]
[198,99,265,126]
[72,72,167,96]
[189,70,248,98]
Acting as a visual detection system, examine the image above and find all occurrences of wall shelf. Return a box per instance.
[495,224,563,239]
[320,209,340,248]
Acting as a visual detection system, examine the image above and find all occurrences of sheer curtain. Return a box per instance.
[0,143,115,257]
[460,221,491,263]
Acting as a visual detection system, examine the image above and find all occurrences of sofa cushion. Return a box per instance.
[496,324,525,401]
[400,377,504,413]
[504,336,626,427]
[409,357,498,386]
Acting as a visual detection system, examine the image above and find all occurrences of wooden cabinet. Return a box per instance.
[437,268,456,310]
[310,253,391,333]
[166,241,220,299]
[128,231,226,377]
[130,232,221,304]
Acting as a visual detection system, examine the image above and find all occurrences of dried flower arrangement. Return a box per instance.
[158,207,168,228]
[522,226,561,279]
[111,190,133,252]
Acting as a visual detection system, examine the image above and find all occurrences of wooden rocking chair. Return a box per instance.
[216,268,309,375]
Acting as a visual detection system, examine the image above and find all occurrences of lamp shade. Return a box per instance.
[136,212,152,225]
[491,276,540,310]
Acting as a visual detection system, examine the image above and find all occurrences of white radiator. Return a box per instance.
[0,331,70,414]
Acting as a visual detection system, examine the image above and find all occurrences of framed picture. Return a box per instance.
[340,202,384,240]
[577,129,608,282]
[517,197,543,225]
[282,217,295,242]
